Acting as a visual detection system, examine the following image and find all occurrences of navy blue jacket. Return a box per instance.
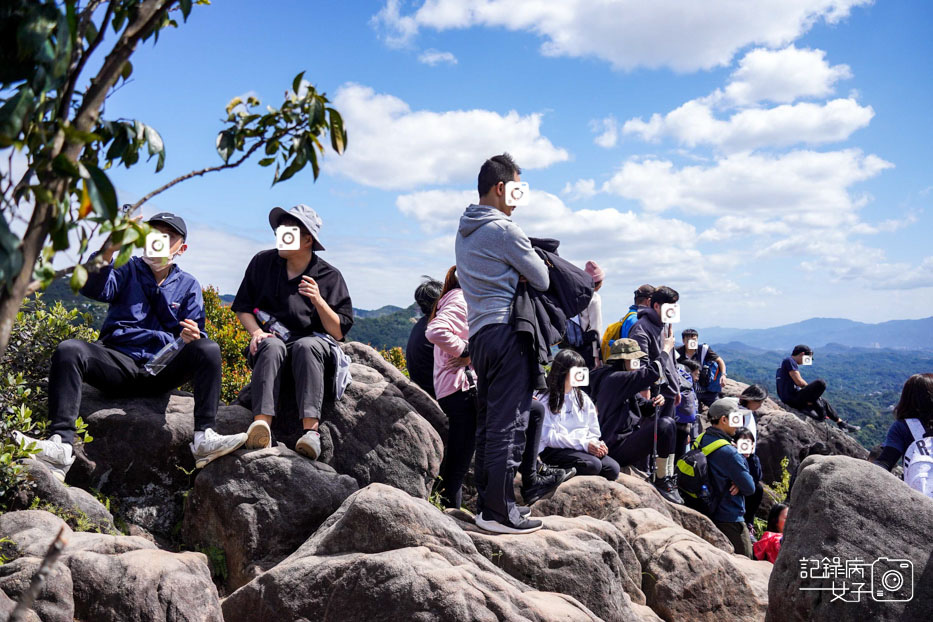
[81,255,205,362]
[699,426,756,523]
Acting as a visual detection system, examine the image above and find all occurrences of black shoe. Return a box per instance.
[475,513,543,534]
[521,467,576,505]
[517,505,532,518]
[653,476,685,505]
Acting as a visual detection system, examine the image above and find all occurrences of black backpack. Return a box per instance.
[676,432,730,516]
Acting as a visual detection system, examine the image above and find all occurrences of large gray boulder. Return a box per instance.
[222,484,603,621]
[721,379,868,485]
[766,455,933,622]
[181,445,359,590]
[14,458,116,534]
[532,475,733,553]
[0,510,223,622]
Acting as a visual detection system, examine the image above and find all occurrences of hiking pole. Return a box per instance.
[649,401,660,481]
[10,526,68,622]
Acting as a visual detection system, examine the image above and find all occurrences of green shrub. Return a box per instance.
[379,346,409,377]
[201,286,251,403]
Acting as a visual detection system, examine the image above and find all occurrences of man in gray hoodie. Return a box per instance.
[455,153,556,534]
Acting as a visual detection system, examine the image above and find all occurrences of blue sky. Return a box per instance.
[92,0,932,330]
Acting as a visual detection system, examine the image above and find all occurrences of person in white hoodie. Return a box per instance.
[537,349,620,481]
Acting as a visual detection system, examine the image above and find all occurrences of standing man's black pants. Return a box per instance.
[47,338,221,444]
[470,323,534,526]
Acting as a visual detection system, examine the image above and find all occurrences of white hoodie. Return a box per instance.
[537,390,603,453]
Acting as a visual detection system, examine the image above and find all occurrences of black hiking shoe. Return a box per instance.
[653,476,685,505]
[521,467,576,505]
[475,513,543,534]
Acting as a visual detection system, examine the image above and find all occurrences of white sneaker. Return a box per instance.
[474,512,543,535]
[245,420,272,450]
[14,432,74,482]
[295,430,321,460]
[190,428,248,469]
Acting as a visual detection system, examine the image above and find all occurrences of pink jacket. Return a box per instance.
[425,288,472,400]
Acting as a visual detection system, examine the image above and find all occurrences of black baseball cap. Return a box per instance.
[147,212,187,240]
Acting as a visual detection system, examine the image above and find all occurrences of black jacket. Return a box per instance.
[628,306,679,398]
[591,363,660,448]
[511,239,594,389]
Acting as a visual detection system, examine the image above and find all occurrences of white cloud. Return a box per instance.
[396,189,475,234]
[418,48,458,65]
[590,116,619,148]
[599,149,892,220]
[623,98,873,152]
[326,83,569,190]
[561,178,597,200]
[373,0,873,72]
[723,46,852,105]
[697,216,791,243]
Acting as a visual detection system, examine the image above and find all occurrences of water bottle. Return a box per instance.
[144,336,185,375]
[254,308,291,341]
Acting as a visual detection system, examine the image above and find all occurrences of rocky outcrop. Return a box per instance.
[15,458,116,534]
[222,484,603,621]
[532,475,734,553]
[0,510,223,622]
[721,378,868,485]
[766,455,933,622]
[181,445,359,590]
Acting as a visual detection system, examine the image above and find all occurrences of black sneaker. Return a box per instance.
[517,505,532,518]
[521,467,576,505]
[475,513,543,534]
[653,476,685,505]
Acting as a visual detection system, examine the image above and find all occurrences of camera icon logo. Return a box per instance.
[505,181,530,207]
[687,338,698,350]
[144,232,170,258]
[276,225,301,251]
[736,438,755,455]
[569,366,589,387]
[660,303,680,324]
[871,558,913,602]
[628,359,641,370]
[802,355,813,366]
[728,412,745,428]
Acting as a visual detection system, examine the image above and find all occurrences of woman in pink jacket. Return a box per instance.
[425,266,476,509]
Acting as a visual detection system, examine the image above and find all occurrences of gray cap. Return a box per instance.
[269,204,325,251]
[708,397,741,423]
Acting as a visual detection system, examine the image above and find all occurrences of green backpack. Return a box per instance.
[676,432,731,516]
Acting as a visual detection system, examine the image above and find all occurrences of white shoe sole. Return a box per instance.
[194,435,248,469]
[295,436,320,460]
[474,515,542,535]
[245,422,271,450]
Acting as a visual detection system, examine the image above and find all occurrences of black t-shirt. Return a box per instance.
[406,315,436,398]
[231,250,354,339]
[676,344,719,365]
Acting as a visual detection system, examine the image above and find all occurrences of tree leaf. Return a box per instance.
[144,125,165,172]
[114,244,133,268]
[51,153,81,178]
[0,87,36,140]
[83,164,118,220]
[216,130,235,163]
[328,108,346,154]
[258,157,275,167]
[120,60,133,81]
[292,71,306,95]
[70,264,87,291]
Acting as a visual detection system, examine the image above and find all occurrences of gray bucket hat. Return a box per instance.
[708,397,741,423]
[607,338,645,361]
[269,204,325,251]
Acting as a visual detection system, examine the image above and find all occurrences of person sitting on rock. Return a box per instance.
[737,384,768,534]
[536,349,620,482]
[15,213,247,481]
[775,345,849,429]
[754,503,787,563]
[871,373,933,498]
[699,398,756,558]
[590,338,683,504]
[407,276,443,398]
[232,204,353,460]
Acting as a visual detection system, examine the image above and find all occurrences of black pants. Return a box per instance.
[471,323,533,526]
[48,338,221,444]
[787,380,839,421]
[540,447,620,481]
[697,390,721,408]
[744,481,764,525]
[249,335,332,420]
[520,399,545,483]
[675,422,698,463]
[608,416,677,467]
[437,389,477,509]
[715,520,754,558]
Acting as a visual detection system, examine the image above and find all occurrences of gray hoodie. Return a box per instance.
[455,204,549,337]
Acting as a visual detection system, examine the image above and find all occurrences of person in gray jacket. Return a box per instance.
[455,153,566,534]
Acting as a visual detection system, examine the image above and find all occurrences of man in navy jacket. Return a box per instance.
[699,397,757,558]
[15,213,246,481]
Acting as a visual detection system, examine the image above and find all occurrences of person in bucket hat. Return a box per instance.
[590,338,684,504]
[231,204,354,460]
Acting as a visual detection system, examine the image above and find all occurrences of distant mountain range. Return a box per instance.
[699,317,933,352]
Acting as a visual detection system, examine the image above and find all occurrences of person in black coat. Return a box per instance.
[406,276,443,398]
[590,338,684,504]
